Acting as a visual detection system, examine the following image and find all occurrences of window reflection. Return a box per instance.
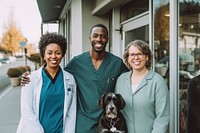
[153,1,169,86]
[154,1,200,132]
[179,1,200,133]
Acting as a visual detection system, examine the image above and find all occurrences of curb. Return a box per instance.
[0,85,13,100]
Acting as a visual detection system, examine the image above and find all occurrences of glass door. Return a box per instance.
[121,12,149,52]
[179,1,200,133]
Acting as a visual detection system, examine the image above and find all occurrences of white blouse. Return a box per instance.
[131,83,139,94]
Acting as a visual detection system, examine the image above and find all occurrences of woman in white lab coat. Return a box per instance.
[17,32,77,133]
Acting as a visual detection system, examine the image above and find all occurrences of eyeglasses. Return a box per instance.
[129,53,144,58]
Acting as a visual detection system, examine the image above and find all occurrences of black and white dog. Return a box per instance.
[98,92,127,133]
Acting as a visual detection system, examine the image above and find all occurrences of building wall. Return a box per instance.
[81,0,109,52]
[71,0,82,56]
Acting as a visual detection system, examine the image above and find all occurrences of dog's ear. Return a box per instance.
[98,93,106,108]
[116,94,125,110]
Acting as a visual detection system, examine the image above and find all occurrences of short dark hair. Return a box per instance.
[90,24,109,37]
[38,32,67,58]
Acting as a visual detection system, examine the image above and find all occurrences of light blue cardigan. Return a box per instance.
[115,70,169,133]
[17,67,77,133]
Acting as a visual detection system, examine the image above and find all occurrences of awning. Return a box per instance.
[36,0,67,23]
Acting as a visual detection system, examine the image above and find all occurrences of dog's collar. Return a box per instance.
[106,117,120,128]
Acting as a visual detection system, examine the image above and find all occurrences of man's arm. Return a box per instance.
[21,71,31,86]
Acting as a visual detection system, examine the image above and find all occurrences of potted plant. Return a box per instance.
[17,66,31,73]
[7,67,23,87]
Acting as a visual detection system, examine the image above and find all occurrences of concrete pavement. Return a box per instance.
[0,57,35,133]
[0,85,21,133]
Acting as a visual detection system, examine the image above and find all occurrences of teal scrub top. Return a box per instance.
[64,51,128,133]
[39,67,64,133]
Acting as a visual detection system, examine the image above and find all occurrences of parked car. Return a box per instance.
[9,56,16,62]
[0,57,11,64]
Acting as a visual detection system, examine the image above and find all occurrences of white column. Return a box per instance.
[71,0,83,57]
[169,0,179,133]
[112,7,122,58]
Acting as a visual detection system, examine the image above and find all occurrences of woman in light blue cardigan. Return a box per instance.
[115,40,169,133]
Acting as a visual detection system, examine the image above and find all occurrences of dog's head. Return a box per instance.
[98,92,125,119]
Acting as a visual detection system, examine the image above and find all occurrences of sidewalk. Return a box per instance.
[0,85,21,133]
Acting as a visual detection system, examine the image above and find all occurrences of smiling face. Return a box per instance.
[44,43,63,69]
[89,27,108,53]
[128,45,148,71]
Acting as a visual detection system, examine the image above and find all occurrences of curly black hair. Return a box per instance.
[38,32,67,58]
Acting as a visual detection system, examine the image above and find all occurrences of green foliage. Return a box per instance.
[25,53,43,70]
[17,66,31,73]
[7,66,31,77]
[7,67,23,77]
[26,53,42,63]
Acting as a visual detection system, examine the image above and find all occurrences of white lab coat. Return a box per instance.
[16,67,77,133]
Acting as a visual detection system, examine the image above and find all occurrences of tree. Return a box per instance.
[1,10,24,55]
[26,53,43,70]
